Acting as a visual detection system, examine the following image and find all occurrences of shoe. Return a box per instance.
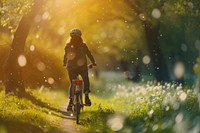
[85,96,92,106]
[67,99,73,111]
[67,105,72,111]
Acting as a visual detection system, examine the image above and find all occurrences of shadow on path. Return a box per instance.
[0,118,64,133]
[6,91,68,118]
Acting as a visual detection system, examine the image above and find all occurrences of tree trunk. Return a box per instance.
[143,21,169,82]
[3,0,43,95]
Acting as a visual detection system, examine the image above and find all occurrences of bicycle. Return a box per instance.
[69,63,94,124]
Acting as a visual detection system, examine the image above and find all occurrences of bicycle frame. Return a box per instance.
[71,78,84,124]
[67,64,95,124]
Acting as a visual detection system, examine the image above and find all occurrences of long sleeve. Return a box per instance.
[84,43,95,64]
[63,45,67,66]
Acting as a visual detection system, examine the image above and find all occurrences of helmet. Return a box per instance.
[70,28,82,37]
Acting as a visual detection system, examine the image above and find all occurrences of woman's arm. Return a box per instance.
[63,45,68,66]
[84,43,96,65]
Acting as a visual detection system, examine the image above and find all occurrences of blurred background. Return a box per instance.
[0,0,200,89]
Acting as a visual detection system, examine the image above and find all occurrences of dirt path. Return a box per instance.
[58,104,84,133]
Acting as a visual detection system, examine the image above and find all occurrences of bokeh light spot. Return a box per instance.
[30,45,35,51]
[77,58,85,66]
[179,92,187,101]
[42,11,50,20]
[195,40,200,51]
[152,8,161,19]
[107,115,125,131]
[139,13,146,21]
[175,113,183,123]
[34,15,42,23]
[174,62,185,79]
[188,2,194,8]
[152,124,159,131]
[58,26,65,35]
[67,52,76,60]
[181,44,187,52]
[47,77,55,85]
[148,110,154,117]
[37,62,46,71]
[18,55,27,67]
[142,55,151,64]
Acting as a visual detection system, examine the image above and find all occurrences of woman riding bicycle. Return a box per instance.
[63,28,96,111]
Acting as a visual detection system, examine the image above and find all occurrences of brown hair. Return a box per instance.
[69,36,83,45]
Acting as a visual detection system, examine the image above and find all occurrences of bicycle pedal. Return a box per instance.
[84,104,91,106]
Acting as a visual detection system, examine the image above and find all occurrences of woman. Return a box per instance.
[63,28,96,111]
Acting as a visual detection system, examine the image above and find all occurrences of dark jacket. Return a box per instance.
[63,42,95,70]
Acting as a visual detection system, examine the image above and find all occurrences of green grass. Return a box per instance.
[0,86,68,133]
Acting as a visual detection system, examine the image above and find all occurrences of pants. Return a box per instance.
[67,67,90,99]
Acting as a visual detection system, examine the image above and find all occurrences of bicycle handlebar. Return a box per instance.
[88,63,97,69]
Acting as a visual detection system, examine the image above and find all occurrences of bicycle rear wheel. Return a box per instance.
[75,102,81,124]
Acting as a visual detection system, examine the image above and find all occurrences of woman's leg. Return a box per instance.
[68,69,78,99]
[79,68,91,106]
[80,69,90,94]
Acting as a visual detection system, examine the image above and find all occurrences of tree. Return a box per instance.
[123,0,200,82]
[122,0,170,82]
[3,0,44,95]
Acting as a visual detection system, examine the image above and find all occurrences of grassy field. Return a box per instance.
[0,86,67,133]
[0,72,200,133]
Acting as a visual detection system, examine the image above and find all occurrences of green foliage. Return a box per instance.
[173,0,200,16]
[80,72,200,133]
